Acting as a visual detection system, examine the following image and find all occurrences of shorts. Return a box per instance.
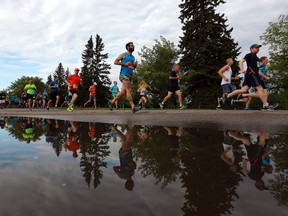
[49,91,60,101]
[88,95,96,101]
[221,83,236,93]
[260,80,267,89]
[168,85,180,93]
[0,99,5,104]
[27,93,34,99]
[69,89,78,96]
[243,74,261,88]
[119,74,132,82]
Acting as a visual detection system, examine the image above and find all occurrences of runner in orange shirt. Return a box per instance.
[84,82,97,109]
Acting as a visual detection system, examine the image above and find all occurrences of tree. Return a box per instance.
[80,34,111,107]
[7,76,46,97]
[134,36,179,108]
[260,14,288,109]
[178,0,240,108]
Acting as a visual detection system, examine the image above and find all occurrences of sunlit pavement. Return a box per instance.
[1,108,288,133]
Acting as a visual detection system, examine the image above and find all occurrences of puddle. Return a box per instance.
[0,116,287,216]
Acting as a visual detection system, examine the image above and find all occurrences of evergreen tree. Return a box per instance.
[80,34,111,107]
[93,34,111,107]
[53,63,66,89]
[178,0,240,108]
[80,35,94,104]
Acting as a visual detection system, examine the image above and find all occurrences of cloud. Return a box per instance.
[0,0,287,90]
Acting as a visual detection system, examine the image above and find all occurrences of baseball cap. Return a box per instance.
[74,68,80,71]
[250,44,262,49]
[93,82,97,85]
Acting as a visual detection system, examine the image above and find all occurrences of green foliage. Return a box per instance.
[260,14,288,90]
[7,76,46,97]
[133,36,179,107]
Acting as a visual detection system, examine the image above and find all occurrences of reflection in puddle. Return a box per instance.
[0,116,287,216]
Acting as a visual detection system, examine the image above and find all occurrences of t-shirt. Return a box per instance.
[243,52,261,75]
[168,70,179,87]
[110,85,119,97]
[89,85,96,96]
[49,81,60,92]
[24,84,37,95]
[67,74,81,91]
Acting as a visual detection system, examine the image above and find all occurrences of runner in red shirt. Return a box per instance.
[66,68,82,111]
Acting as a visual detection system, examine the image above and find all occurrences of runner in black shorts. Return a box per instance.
[159,65,186,110]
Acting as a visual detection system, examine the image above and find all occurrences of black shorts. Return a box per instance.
[69,90,78,96]
[27,93,34,99]
[49,91,60,100]
[168,85,180,93]
[243,74,261,88]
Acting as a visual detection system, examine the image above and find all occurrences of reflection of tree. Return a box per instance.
[267,134,288,206]
[133,126,181,188]
[79,122,111,189]
[134,127,242,216]
[45,119,66,157]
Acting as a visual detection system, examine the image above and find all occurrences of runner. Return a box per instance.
[136,80,148,109]
[24,80,37,111]
[216,58,239,109]
[108,42,141,113]
[84,82,97,109]
[222,44,278,110]
[47,75,60,110]
[110,81,120,109]
[159,65,186,110]
[66,68,82,112]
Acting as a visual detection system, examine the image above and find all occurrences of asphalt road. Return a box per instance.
[1,108,288,133]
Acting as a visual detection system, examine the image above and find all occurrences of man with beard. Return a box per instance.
[108,42,141,113]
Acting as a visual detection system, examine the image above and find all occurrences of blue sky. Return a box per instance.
[0,0,287,91]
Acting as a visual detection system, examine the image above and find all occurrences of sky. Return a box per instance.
[0,0,287,91]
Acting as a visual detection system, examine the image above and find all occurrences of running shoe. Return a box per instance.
[132,105,142,113]
[221,93,228,104]
[159,102,164,110]
[67,105,74,112]
[216,106,222,110]
[46,106,49,110]
[108,100,113,111]
[263,103,279,110]
[179,104,187,110]
[262,103,279,111]
[230,99,235,106]
[244,107,251,110]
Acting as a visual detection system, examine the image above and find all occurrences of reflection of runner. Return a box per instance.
[64,122,80,158]
[112,125,136,191]
[22,117,35,144]
[164,126,183,163]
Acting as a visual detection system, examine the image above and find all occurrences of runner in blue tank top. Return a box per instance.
[108,42,141,113]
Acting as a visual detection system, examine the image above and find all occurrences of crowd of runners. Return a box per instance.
[0,42,278,112]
